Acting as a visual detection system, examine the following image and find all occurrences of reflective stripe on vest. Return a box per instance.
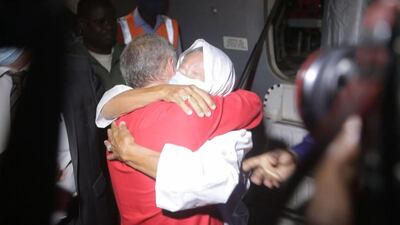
[117,17,132,45]
[164,17,174,45]
[117,13,177,48]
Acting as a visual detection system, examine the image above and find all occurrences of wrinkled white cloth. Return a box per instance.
[156,129,252,212]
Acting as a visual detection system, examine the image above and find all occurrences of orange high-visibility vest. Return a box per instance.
[117,11,180,49]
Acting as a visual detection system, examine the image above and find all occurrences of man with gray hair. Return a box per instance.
[120,33,177,88]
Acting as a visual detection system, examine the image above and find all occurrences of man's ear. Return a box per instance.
[165,57,176,75]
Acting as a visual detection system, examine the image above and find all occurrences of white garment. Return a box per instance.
[155,129,252,212]
[0,67,12,154]
[0,64,29,154]
[96,84,132,128]
[88,50,113,72]
[56,114,76,195]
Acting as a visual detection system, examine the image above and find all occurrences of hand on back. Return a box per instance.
[160,84,216,117]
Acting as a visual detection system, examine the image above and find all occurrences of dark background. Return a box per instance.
[0,1,66,224]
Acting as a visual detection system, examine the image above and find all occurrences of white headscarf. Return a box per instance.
[169,39,235,96]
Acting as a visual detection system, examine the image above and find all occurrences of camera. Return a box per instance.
[295,1,400,224]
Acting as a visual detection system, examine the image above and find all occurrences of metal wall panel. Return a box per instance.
[170,0,281,97]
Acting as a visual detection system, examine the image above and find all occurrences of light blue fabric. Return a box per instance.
[133,8,164,33]
[0,47,23,66]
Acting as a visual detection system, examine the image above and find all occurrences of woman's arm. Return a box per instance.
[97,84,216,128]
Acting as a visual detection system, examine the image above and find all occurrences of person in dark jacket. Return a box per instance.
[55,54,118,225]
[70,0,125,91]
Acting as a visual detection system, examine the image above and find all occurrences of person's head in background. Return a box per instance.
[120,34,177,88]
[136,0,169,28]
[77,0,117,54]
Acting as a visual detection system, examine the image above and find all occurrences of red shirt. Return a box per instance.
[108,89,262,225]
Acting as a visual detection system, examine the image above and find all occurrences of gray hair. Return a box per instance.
[120,34,177,88]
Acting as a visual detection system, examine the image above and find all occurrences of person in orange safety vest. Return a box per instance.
[116,0,182,53]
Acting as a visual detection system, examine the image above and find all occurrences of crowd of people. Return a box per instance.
[0,0,372,225]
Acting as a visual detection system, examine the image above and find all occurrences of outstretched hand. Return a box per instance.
[242,149,297,188]
[160,84,216,117]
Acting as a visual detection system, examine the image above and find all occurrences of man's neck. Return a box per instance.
[145,80,166,88]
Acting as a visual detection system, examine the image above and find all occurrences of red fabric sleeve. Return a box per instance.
[210,89,263,134]
[120,89,262,151]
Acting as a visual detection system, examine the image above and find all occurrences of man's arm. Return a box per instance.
[96,84,216,128]
[139,89,262,150]
[96,85,132,128]
[106,123,252,212]
[291,134,314,162]
[241,134,314,188]
[105,122,160,178]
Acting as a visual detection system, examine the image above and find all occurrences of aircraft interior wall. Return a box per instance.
[169,0,281,98]
[110,0,282,98]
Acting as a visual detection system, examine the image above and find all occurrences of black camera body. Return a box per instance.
[295,1,400,223]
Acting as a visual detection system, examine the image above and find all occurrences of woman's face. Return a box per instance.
[178,51,205,81]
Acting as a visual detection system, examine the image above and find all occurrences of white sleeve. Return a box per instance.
[155,129,252,212]
[0,75,12,154]
[95,85,132,128]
